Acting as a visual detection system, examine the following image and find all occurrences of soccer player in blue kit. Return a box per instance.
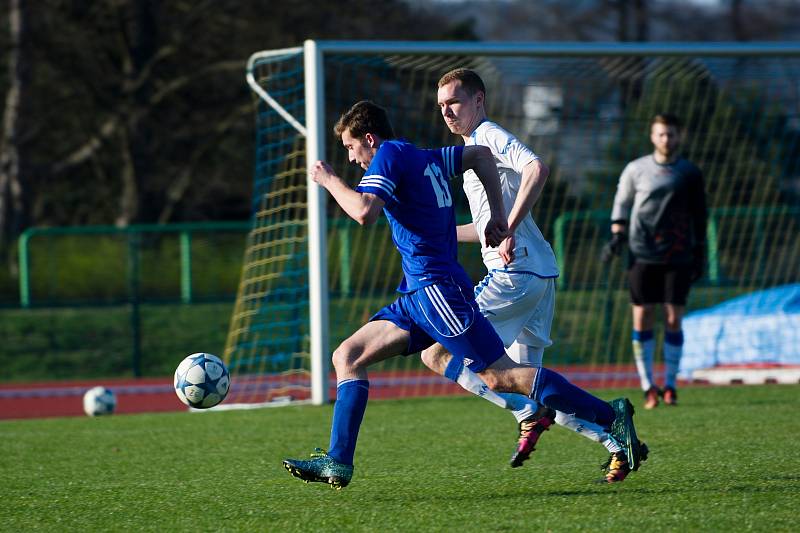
[283,100,644,489]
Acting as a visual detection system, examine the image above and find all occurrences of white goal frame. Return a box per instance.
[246,40,800,405]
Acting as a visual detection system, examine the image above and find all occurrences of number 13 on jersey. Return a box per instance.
[425,163,452,208]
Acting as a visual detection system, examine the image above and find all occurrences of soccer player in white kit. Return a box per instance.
[423,69,640,481]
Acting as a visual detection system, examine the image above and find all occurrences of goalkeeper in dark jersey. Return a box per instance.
[602,113,707,409]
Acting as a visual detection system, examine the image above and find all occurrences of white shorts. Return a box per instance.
[474,271,555,367]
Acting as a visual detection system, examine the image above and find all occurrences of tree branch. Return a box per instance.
[50,116,119,175]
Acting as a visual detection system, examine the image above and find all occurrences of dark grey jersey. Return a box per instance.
[611,155,707,265]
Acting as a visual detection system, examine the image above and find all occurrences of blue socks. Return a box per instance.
[531,368,614,427]
[328,379,369,466]
[664,330,684,389]
[665,330,684,346]
[632,329,655,343]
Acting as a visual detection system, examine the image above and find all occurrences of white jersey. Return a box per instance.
[462,120,559,277]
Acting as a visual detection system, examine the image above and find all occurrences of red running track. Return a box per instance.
[0,365,650,420]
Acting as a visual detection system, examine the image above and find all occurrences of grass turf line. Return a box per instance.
[1,385,798,532]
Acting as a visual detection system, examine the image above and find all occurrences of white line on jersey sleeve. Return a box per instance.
[358,175,396,196]
[440,147,456,178]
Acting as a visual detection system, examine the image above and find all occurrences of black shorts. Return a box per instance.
[628,261,693,306]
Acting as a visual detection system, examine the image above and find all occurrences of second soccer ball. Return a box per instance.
[83,386,116,416]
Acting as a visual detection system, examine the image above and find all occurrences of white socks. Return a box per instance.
[554,411,620,452]
[456,365,616,452]
[454,363,624,453]
[601,434,624,453]
[498,392,538,422]
[632,335,656,391]
[453,365,542,422]
[455,364,509,410]
[633,330,684,390]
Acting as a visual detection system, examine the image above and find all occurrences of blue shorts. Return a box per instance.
[370,279,505,372]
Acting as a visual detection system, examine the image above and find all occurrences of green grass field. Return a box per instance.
[2,385,798,532]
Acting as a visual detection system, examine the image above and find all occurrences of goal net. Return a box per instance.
[226,41,800,406]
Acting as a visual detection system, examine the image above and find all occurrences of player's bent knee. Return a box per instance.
[330,348,347,372]
[420,347,448,375]
[419,348,435,369]
[331,343,362,373]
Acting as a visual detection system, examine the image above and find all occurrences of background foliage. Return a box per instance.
[1,1,798,240]
[0,0,473,239]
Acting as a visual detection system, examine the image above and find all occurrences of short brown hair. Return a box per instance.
[437,68,486,98]
[333,100,395,140]
[651,113,681,129]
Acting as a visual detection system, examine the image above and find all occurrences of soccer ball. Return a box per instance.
[174,352,231,409]
[83,386,116,416]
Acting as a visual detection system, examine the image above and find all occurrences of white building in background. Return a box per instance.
[522,84,562,136]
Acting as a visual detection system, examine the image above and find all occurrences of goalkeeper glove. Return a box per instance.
[601,232,626,263]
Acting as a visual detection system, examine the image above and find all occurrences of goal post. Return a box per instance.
[229,40,800,407]
[303,40,329,406]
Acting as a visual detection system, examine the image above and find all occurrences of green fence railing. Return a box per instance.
[18,221,251,308]
[19,207,797,304]
[553,206,800,290]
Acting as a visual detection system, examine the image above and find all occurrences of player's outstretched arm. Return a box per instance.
[462,145,508,247]
[310,160,384,225]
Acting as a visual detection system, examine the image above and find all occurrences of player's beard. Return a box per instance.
[655,138,680,159]
[656,143,678,161]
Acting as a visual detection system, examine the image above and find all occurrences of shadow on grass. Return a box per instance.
[335,470,800,504]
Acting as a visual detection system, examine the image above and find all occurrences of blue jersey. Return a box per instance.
[355,140,468,293]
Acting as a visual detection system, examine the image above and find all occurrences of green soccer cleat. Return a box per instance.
[283,448,354,490]
[608,398,649,472]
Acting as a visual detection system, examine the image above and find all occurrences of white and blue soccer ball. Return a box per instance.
[174,352,231,409]
[83,386,116,416]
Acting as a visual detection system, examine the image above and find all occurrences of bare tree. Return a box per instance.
[0,0,28,255]
[31,1,248,227]
[3,0,480,232]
